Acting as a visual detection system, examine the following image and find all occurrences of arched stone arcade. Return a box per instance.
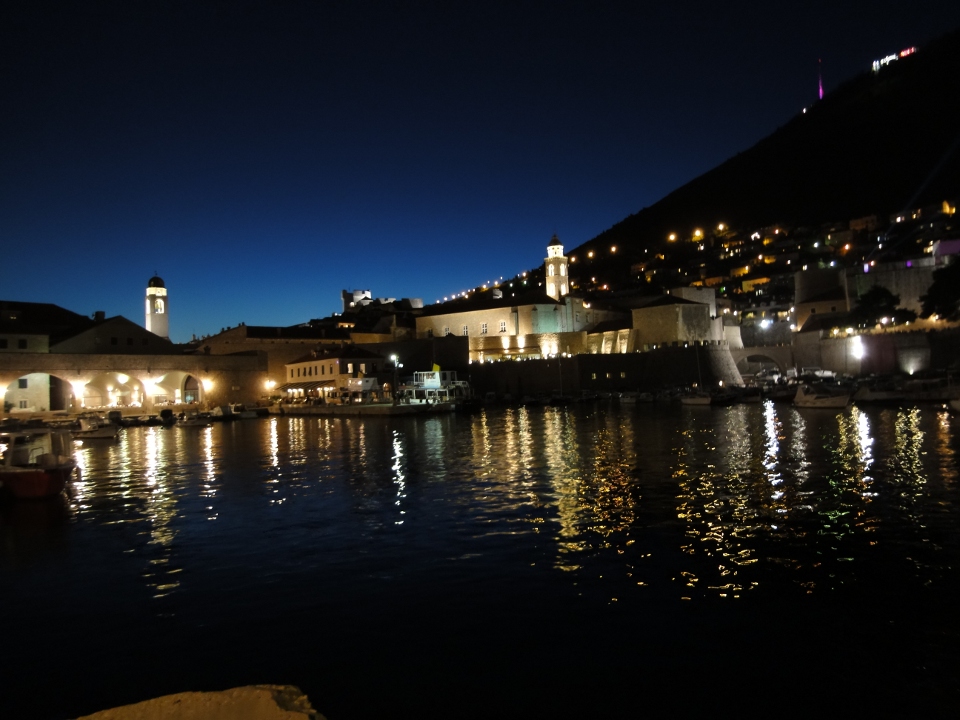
[0,352,265,415]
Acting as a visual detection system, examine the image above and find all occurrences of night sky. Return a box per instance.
[4,1,959,342]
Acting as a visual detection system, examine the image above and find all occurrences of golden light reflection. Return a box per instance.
[392,429,406,525]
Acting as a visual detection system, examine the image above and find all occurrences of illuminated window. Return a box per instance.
[481,323,487,334]
[462,325,469,336]
[620,372,626,379]
[499,321,506,332]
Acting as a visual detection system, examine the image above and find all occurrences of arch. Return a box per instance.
[729,345,794,376]
[4,372,78,414]
[81,372,148,409]
[735,355,782,375]
[143,371,204,407]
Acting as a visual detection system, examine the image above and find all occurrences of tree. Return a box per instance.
[849,285,917,328]
[920,260,960,321]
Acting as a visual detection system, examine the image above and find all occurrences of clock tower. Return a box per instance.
[145,275,169,339]
[544,234,568,301]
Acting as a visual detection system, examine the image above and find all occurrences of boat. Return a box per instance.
[0,429,76,499]
[398,370,471,407]
[793,384,851,408]
[210,403,260,420]
[176,411,213,428]
[680,391,712,406]
[619,391,654,404]
[72,415,121,440]
[853,378,907,404]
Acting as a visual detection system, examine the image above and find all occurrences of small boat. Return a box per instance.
[0,429,76,499]
[72,416,121,440]
[619,391,654,404]
[176,412,213,428]
[794,384,851,409]
[680,391,712,406]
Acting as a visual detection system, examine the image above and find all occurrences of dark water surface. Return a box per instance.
[3,402,960,718]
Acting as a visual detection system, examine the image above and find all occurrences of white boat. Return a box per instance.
[72,416,121,440]
[176,412,213,428]
[210,404,259,420]
[398,371,471,406]
[794,384,851,408]
[0,429,76,499]
[853,381,906,404]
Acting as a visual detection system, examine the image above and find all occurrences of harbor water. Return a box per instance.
[2,402,960,718]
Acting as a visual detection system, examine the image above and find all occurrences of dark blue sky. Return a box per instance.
[4,1,959,342]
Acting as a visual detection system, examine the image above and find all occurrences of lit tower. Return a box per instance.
[544,234,569,301]
[145,275,169,339]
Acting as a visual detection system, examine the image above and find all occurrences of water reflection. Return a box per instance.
[6,405,959,614]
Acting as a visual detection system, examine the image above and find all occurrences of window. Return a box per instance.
[606,372,611,379]
[620,372,626,379]
[347,363,354,373]
[575,312,580,323]
[18,378,27,389]
[19,400,27,409]
[499,321,506,333]
[810,308,817,314]
[480,323,487,335]
[443,327,450,336]
[560,265,566,276]
[360,363,367,374]
[321,365,325,375]
[290,369,294,379]
[462,325,469,336]
[18,338,27,349]
[591,373,597,380]
[548,265,555,276]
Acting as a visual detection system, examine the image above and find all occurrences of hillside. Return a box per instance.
[568,27,960,289]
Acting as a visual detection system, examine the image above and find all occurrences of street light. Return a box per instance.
[390,354,402,404]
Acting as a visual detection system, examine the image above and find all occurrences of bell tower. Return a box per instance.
[145,275,169,339]
[544,234,568,301]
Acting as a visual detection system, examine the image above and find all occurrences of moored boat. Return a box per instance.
[72,415,121,440]
[794,384,851,408]
[0,429,76,499]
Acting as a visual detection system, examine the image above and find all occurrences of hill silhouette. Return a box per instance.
[568,27,960,288]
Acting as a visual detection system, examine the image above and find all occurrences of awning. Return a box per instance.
[275,380,336,392]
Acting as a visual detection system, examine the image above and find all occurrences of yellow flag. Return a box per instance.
[432,363,441,372]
